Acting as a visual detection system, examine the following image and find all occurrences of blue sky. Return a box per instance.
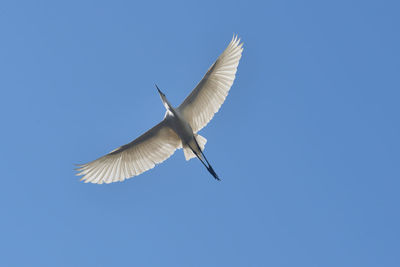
[1,0,399,266]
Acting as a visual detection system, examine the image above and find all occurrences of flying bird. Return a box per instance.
[76,35,243,184]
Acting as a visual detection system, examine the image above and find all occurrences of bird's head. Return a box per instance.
[156,84,172,111]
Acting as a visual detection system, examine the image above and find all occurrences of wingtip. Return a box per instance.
[230,34,243,48]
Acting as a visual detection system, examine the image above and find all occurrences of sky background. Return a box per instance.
[1,0,399,266]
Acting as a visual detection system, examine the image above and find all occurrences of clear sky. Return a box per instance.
[1,0,399,266]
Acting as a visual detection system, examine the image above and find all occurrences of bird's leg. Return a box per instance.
[189,137,220,181]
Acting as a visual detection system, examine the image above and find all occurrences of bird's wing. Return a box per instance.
[76,120,181,184]
[177,35,243,133]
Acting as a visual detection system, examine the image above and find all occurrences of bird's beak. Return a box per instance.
[155,84,163,96]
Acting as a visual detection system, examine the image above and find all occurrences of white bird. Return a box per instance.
[76,35,243,184]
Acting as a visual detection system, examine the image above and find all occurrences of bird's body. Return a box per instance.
[161,103,215,177]
[76,36,243,184]
[164,105,193,146]
[160,96,219,179]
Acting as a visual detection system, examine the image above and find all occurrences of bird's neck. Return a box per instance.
[162,98,174,112]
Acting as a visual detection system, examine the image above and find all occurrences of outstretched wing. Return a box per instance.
[178,35,243,133]
[76,120,181,184]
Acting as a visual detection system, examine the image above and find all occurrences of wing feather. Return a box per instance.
[178,35,243,133]
[76,120,181,184]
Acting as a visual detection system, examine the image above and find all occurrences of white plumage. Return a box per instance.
[178,36,244,133]
[76,35,243,184]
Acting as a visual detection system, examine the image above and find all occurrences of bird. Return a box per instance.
[76,35,243,184]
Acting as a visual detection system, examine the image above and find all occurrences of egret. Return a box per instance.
[76,35,243,184]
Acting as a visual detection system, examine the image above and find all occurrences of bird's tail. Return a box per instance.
[183,134,207,161]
